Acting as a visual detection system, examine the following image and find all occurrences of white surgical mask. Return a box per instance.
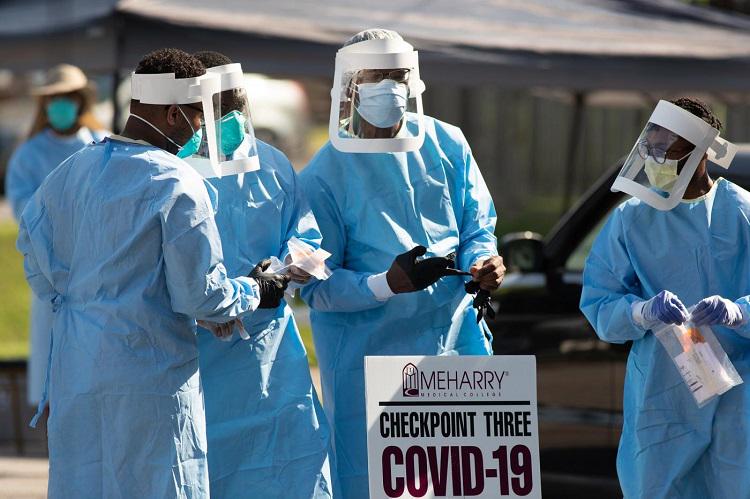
[644,156,679,191]
[355,79,408,128]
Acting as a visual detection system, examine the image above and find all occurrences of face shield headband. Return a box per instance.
[611,100,738,211]
[329,38,426,153]
[131,71,223,177]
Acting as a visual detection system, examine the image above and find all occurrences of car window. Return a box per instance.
[565,208,614,272]
[561,150,750,275]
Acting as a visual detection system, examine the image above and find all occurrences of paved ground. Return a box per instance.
[0,366,321,497]
[0,456,47,499]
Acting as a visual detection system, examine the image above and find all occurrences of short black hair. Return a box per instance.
[670,97,723,132]
[193,51,233,69]
[192,51,245,115]
[135,48,205,78]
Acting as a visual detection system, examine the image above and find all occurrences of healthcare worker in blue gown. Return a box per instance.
[580,98,750,499]
[6,64,107,406]
[300,29,506,498]
[17,49,289,499]
[191,51,332,499]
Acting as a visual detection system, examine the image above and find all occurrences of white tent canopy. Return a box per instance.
[1,0,750,90]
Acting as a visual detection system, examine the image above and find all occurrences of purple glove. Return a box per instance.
[691,295,745,328]
[642,290,690,325]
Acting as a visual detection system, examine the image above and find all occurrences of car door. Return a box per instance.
[490,177,625,497]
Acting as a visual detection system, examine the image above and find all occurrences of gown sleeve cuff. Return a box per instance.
[631,300,653,331]
[732,299,750,330]
[235,276,261,312]
[367,272,395,302]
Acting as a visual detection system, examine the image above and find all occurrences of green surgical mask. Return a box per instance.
[46,97,79,131]
[175,105,202,158]
[218,110,247,156]
[176,127,203,158]
[130,105,202,158]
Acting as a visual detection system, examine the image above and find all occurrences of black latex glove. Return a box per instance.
[443,251,473,277]
[386,246,468,293]
[465,279,496,323]
[249,259,291,309]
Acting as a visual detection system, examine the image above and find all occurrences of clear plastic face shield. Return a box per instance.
[329,38,426,153]
[187,63,260,178]
[611,100,738,211]
[131,72,222,177]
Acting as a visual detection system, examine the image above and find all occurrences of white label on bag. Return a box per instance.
[675,351,711,404]
[695,343,724,378]
[674,342,728,405]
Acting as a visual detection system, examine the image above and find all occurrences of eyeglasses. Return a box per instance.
[358,68,411,84]
[637,140,694,164]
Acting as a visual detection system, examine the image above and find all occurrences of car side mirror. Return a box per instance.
[499,232,544,273]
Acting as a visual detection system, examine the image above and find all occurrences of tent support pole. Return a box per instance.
[562,92,586,214]
[111,70,121,133]
[111,15,124,133]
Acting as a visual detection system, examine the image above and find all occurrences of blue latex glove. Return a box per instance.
[691,295,746,327]
[642,290,690,325]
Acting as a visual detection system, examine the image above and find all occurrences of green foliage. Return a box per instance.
[0,221,29,359]
[496,194,566,237]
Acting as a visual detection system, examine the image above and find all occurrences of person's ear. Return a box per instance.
[165,105,180,126]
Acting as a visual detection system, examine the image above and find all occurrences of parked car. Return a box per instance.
[489,146,750,498]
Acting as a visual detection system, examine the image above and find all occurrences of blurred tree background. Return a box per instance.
[687,0,750,14]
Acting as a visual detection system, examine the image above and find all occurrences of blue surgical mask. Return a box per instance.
[355,79,408,129]
[46,97,79,131]
[218,110,247,156]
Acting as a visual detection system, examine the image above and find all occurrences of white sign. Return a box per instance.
[365,355,541,499]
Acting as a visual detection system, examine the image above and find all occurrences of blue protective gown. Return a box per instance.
[17,136,261,499]
[6,127,107,404]
[196,139,332,498]
[580,178,750,499]
[300,115,497,498]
